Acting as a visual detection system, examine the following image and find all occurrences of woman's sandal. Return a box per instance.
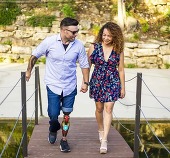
[98,130,104,142]
[100,140,107,154]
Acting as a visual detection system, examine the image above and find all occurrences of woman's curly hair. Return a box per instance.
[95,22,124,54]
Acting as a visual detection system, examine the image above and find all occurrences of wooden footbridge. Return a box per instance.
[26,117,133,158]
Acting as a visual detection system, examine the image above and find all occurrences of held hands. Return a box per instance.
[80,83,88,93]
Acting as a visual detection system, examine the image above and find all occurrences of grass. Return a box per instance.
[0,1,21,26]
[165,63,170,69]
[61,4,75,18]
[2,40,12,46]
[27,15,56,27]
[125,64,137,68]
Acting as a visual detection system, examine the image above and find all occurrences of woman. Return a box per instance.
[88,22,125,154]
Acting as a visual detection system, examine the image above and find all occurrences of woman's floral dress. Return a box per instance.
[89,43,121,102]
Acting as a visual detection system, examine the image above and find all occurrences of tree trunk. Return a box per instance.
[117,0,126,30]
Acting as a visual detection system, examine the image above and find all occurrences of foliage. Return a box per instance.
[0,1,21,26]
[47,2,59,11]
[165,63,170,69]
[36,57,46,64]
[2,40,12,46]
[141,22,149,33]
[0,57,3,62]
[26,15,56,27]
[0,120,34,158]
[125,63,137,68]
[128,33,140,42]
[91,24,101,36]
[16,58,24,63]
[61,4,75,18]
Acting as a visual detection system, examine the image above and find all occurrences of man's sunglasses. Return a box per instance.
[65,29,79,35]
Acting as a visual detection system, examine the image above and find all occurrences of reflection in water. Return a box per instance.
[0,120,34,158]
[113,121,170,158]
[0,120,170,158]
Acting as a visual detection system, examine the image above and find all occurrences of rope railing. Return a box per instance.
[112,111,134,134]
[125,76,137,82]
[0,109,22,157]
[1,67,170,158]
[0,66,42,158]
[141,77,170,113]
[137,135,149,158]
[0,87,37,157]
[117,100,136,106]
[138,105,170,154]
[0,70,35,106]
[16,109,36,158]
[0,75,24,106]
[116,72,170,157]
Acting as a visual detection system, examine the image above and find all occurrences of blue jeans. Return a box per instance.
[47,86,77,132]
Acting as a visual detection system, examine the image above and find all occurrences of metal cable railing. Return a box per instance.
[141,77,170,113]
[0,66,41,158]
[137,135,149,158]
[16,108,36,158]
[0,88,37,157]
[139,105,170,154]
[0,75,24,106]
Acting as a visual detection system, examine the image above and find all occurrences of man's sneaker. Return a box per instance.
[60,139,71,152]
[48,132,57,144]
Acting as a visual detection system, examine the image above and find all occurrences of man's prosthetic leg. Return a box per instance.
[61,114,70,137]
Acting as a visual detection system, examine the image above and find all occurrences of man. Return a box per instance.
[26,17,89,152]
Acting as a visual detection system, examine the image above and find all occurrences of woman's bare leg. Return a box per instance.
[102,102,114,141]
[95,102,104,131]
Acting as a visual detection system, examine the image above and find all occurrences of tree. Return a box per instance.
[117,0,126,30]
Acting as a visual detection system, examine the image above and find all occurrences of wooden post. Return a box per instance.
[134,73,142,158]
[35,66,38,125]
[37,66,43,116]
[21,72,27,157]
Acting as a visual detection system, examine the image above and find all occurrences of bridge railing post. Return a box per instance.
[37,66,43,116]
[35,66,39,125]
[134,73,142,158]
[21,72,27,157]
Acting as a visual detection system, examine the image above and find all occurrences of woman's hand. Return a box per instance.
[120,88,125,99]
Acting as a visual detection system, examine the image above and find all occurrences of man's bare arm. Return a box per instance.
[26,55,38,81]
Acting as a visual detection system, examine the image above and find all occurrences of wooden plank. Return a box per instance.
[27,117,133,158]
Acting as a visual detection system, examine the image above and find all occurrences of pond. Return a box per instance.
[113,121,170,158]
[0,120,169,158]
[0,120,34,158]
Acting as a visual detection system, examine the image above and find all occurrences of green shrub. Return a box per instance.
[36,57,46,64]
[128,32,140,42]
[0,57,4,62]
[165,63,170,69]
[47,2,59,11]
[2,40,12,46]
[61,4,75,18]
[91,24,101,36]
[141,22,149,33]
[125,64,137,68]
[27,15,56,27]
[0,1,21,25]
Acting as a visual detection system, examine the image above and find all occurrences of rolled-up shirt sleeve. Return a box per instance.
[32,37,49,58]
[78,44,89,68]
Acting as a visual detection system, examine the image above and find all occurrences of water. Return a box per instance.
[0,120,34,158]
[113,121,170,158]
[0,120,169,158]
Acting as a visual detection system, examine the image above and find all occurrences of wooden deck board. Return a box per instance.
[27,117,133,158]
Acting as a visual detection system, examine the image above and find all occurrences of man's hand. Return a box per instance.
[80,84,88,93]
[26,71,31,81]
